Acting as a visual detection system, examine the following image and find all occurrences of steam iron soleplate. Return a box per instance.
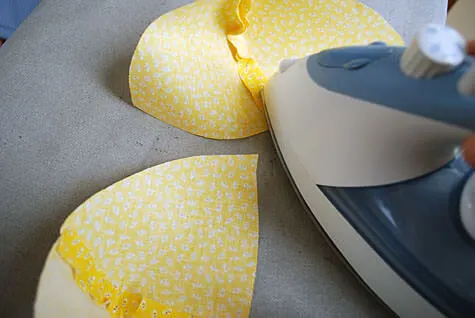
[261,90,445,317]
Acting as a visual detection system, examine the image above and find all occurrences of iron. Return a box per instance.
[262,24,475,317]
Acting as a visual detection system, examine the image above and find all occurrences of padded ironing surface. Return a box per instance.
[0,0,446,317]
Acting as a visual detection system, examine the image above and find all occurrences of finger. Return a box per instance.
[468,40,475,56]
[462,135,475,168]
[462,42,475,167]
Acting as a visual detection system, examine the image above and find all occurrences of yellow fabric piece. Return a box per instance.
[56,155,260,317]
[129,0,403,139]
[226,0,404,104]
[129,0,267,140]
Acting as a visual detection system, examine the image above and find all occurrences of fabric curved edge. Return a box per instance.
[127,1,268,140]
[129,51,268,140]
[225,0,405,107]
[127,0,404,140]
[39,154,260,317]
[34,242,110,318]
[55,229,192,318]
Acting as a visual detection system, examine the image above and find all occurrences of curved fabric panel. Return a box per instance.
[129,0,403,139]
[39,155,259,317]
[129,0,267,139]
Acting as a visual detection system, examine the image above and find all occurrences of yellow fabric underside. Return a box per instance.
[129,0,403,139]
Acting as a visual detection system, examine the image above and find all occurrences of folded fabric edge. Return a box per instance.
[55,229,191,318]
[53,154,260,317]
[126,1,269,137]
[224,0,405,111]
[225,0,268,111]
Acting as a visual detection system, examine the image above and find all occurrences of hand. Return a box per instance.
[461,40,475,167]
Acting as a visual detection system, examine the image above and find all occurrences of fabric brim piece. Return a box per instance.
[129,0,404,140]
[35,155,260,318]
[129,0,267,140]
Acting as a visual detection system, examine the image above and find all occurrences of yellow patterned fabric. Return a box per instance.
[129,0,266,140]
[129,0,403,139]
[55,155,259,317]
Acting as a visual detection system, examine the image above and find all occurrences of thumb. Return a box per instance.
[468,40,475,56]
[462,135,475,168]
[462,41,475,167]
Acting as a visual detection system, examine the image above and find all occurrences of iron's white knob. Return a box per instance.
[460,173,475,240]
[400,24,466,78]
[458,66,475,96]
